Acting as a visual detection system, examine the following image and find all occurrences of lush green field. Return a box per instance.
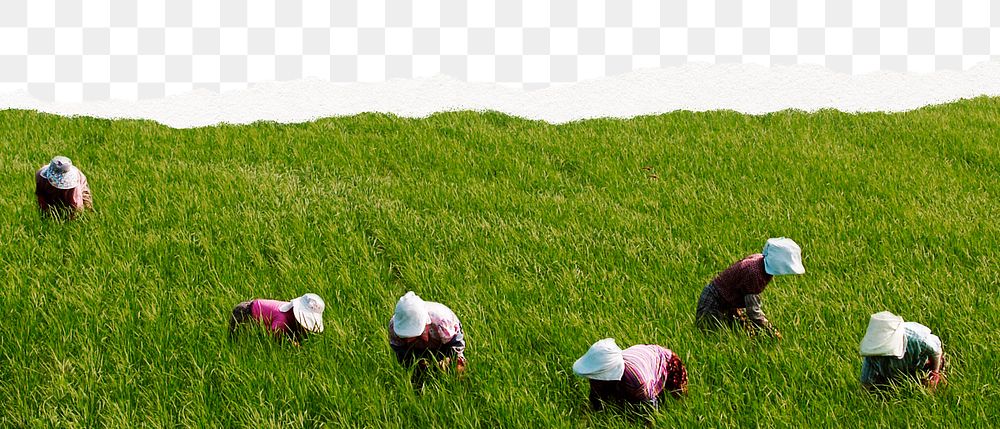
[1,99,998,428]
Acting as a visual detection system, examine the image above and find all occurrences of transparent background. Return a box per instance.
[0,0,997,102]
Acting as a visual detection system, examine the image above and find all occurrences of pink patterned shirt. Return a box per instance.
[588,345,688,406]
[621,345,673,401]
[388,302,466,362]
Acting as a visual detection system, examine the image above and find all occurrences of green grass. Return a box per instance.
[1,98,998,428]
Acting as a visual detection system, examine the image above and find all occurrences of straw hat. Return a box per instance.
[763,237,805,276]
[572,338,626,381]
[859,311,906,358]
[40,156,82,190]
[279,293,325,333]
[392,291,431,338]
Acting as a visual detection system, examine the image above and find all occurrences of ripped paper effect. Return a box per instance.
[2,63,999,128]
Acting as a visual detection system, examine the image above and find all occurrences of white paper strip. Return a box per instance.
[2,63,999,128]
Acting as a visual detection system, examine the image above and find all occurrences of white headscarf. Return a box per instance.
[572,338,626,381]
[859,311,906,358]
[763,237,805,276]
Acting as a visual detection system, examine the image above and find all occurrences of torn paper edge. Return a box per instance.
[2,63,999,128]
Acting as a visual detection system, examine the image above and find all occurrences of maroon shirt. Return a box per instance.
[711,253,772,308]
[35,168,92,212]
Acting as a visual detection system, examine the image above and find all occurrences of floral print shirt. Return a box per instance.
[388,302,466,364]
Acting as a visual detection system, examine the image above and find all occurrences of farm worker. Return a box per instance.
[695,237,804,338]
[388,291,467,386]
[35,156,93,217]
[229,293,325,346]
[859,311,946,391]
[573,338,688,412]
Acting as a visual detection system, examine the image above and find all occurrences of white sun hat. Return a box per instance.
[572,338,626,381]
[859,311,906,358]
[392,291,431,338]
[279,293,325,333]
[762,237,805,276]
[41,156,82,190]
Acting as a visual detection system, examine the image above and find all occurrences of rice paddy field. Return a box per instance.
[1,98,999,428]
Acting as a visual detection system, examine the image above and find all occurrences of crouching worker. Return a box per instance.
[229,293,325,346]
[573,338,688,414]
[860,311,946,391]
[35,156,93,218]
[388,291,467,389]
[695,237,805,338]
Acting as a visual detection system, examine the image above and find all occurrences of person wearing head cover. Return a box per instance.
[228,293,325,346]
[573,339,688,413]
[388,291,467,386]
[859,311,946,391]
[695,238,805,338]
[35,156,93,217]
